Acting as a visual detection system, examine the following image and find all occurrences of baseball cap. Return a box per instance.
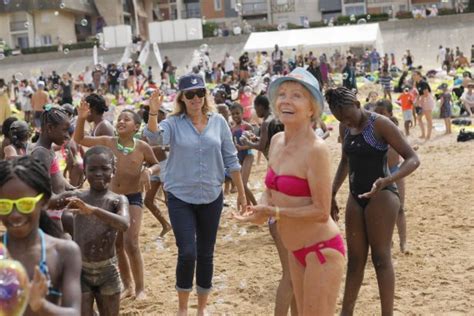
[37,81,45,87]
[268,67,324,112]
[178,73,206,91]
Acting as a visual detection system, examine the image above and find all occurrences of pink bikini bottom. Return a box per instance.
[292,234,345,267]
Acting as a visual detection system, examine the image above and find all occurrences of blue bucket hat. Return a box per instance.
[178,73,206,91]
[268,67,324,112]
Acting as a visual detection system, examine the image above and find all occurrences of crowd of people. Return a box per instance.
[0,36,472,316]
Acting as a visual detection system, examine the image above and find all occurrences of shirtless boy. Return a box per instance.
[50,146,130,315]
[74,100,160,299]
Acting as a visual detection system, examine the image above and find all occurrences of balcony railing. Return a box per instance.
[271,0,295,13]
[242,1,267,15]
[10,21,28,32]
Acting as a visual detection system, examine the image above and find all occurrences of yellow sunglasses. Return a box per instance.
[0,193,44,215]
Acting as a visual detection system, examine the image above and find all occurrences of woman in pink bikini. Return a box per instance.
[234,67,345,315]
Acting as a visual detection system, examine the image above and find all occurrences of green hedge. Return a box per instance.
[337,13,389,25]
[396,11,413,19]
[203,22,218,38]
[21,40,98,55]
[254,24,278,32]
[438,8,456,16]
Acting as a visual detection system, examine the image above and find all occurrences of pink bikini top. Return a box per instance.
[265,167,311,197]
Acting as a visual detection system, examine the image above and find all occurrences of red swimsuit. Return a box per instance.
[265,167,345,267]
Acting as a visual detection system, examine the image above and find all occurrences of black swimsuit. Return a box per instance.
[344,113,398,209]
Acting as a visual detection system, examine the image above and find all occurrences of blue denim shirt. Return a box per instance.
[143,112,240,204]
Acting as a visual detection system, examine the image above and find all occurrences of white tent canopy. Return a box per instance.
[244,23,384,54]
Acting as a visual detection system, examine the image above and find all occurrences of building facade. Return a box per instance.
[0,0,97,49]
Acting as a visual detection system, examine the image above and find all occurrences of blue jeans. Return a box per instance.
[167,191,223,294]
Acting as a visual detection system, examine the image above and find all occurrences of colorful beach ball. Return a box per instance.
[0,243,30,316]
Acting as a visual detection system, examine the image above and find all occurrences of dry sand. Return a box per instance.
[121,117,474,315]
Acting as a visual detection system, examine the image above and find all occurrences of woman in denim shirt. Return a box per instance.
[144,74,247,316]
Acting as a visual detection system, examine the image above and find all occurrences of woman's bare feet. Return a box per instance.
[197,308,209,316]
[135,290,147,300]
[177,309,188,316]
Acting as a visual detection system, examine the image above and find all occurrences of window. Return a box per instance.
[41,35,52,46]
[276,0,288,4]
[381,5,392,13]
[346,5,366,15]
[186,3,201,18]
[214,0,222,11]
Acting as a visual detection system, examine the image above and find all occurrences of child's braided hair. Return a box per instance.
[324,87,359,114]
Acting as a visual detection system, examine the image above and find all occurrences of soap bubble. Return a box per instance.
[15,72,24,80]
[24,22,29,28]
[238,228,247,236]
[350,14,356,22]
[367,14,371,20]
[80,19,88,27]
[0,244,30,316]
[357,18,367,24]
[59,2,66,9]
[342,73,349,80]
[3,0,10,5]
[63,48,70,54]
[199,43,208,52]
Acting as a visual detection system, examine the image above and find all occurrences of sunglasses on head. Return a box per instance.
[184,89,206,100]
[0,193,44,216]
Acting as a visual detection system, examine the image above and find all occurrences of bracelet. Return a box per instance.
[275,206,280,221]
[149,112,158,116]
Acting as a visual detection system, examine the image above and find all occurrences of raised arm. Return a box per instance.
[147,90,164,133]
[73,100,113,148]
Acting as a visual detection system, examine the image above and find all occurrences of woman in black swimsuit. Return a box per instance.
[327,87,420,315]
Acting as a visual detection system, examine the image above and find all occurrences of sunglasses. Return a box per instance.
[0,193,44,215]
[184,89,206,100]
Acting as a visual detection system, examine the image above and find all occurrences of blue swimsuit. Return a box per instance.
[3,229,62,297]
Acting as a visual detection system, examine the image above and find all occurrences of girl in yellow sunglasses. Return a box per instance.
[0,156,82,315]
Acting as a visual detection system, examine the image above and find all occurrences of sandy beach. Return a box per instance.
[120,116,474,315]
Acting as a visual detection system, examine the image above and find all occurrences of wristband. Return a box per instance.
[149,112,158,116]
[275,206,280,221]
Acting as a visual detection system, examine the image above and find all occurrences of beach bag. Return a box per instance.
[457,128,474,142]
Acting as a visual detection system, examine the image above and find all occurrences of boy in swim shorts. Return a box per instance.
[50,146,130,315]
